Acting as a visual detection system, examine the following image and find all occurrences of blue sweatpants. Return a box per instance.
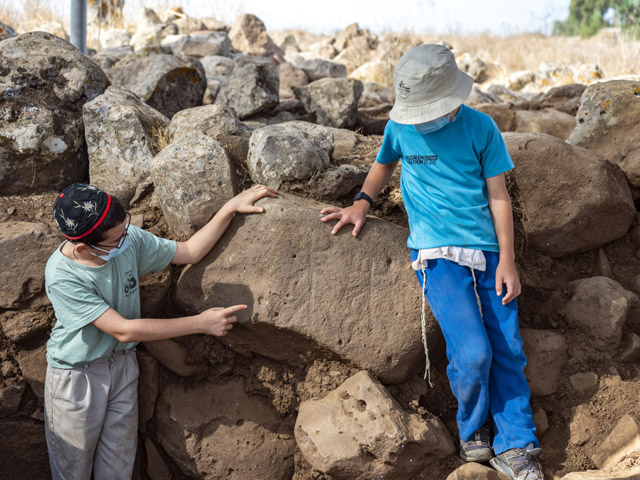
[411,249,538,454]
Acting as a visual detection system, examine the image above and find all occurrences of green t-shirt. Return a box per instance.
[45,225,177,368]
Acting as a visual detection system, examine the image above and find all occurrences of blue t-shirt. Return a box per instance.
[376,104,514,252]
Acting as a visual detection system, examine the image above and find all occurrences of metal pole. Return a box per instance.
[70,0,87,54]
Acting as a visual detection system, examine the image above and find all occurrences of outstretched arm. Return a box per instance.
[486,173,521,305]
[321,161,398,237]
[172,184,277,265]
[92,304,247,343]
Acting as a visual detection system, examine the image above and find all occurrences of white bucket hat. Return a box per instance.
[389,44,474,125]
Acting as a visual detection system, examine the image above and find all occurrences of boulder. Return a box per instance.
[16,345,47,403]
[474,104,516,132]
[0,32,109,195]
[487,84,533,103]
[228,14,284,58]
[0,381,25,417]
[295,371,455,480]
[312,164,368,200]
[568,80,640,186]
[174,194,435,384]
[0,309,50,344]
[96,28,131,49]
[155,379,295,479]
[564,277,639,352]
[145,438,171,480]
[278,62,309,100]
[108,54,206,118]
[199,55,234,77]
[137,350,159,433]
[0,421,50,479]
[521,329,567,397]
[143,339,208,377]
[0,20,17,41]
[568,372,599,394]
[160,32,231,58]
[0,222,59,309]
[504,133,635,257]
[151,132,234,237]
[569,406,598,447]
[83,86,170,207]
[514,109,576,140]
[170,17,206,34]
[300,58,347,81]
[506,70,536,91]
[91,45,134,70]
[592,415,640,469]
[466,87,501,106]
[168,104,250,143]
[246,121,334,186]
[294,78,364,128]
[619,333,640,362]
[350,60,394,86]
[214,56,279,119]
[446,462,502,480]
[530,83,586,115]
[457,53,487,82]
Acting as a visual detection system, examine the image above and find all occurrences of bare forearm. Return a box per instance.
[489,198,515,262]
[179,204,236,264]
[360,162,397,203]
[111,315,205,343]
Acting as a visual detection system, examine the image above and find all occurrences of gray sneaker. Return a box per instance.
[459,420,494,463]
[490,448,544,479]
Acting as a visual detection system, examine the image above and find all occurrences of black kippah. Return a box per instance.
[53,183,112,240]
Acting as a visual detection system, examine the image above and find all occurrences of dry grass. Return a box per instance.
[148,123,170,156]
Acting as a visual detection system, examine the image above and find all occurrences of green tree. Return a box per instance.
[553,0,612,37]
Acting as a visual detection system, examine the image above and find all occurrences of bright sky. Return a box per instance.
[7,0,572,36]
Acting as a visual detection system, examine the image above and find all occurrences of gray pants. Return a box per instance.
[44,349,139,480]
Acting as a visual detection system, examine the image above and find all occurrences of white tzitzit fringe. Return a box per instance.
[420,263,433,387]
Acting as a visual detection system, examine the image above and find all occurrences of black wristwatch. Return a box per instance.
[353,191,373,206]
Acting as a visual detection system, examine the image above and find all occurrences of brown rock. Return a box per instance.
[0,222,59,309]
[592,415,640,469]
[140,268,173,318]
[16,345,47,403]
[568,80,640,186]
[0,381,26,417]
[521,328,567,397]
[155,378,295,479]
[142,339,208,377]
[228,14,284,58]
[474,104,516,132]
[0,420,50,479]
[505,133,635,257]
[137,350,159,433]
[564,277,638,351]
[175,194,436,384]
[295,371,455,480]
[514,108,576,140]
[446,462,502,480]
[0,309,51,344]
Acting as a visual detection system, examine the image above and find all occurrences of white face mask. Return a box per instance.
[414,115,451,134]
[91,235,132,262]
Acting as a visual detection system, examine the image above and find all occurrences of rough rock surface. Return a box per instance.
[155,379,295,479]
[151,132,234,237]
[0,421,50,479]
[175,194,436,384]
[214,56,279,119]
[228,13,284,58]
[592,414,640,469]
[0,32,109,194]
[199,55,234,77]
[83,86,170,207]
[278,62,309,100]
[160,32,231,58]
[168,104,250,142]
[143,339,208,377]
[474,104,516,132]
[567,80,640,186]
[300,58,348,81]
[504,133,635,257]
[295,371,455,480]
[446,462,502,480]
[564,277,639,352]
[0,222,59,309]
[108,54,206,118]
[294,77,364,128]
[521,328,568,397]
[246,121,334,186]
[0,20,18,40]
[514,108,576,140]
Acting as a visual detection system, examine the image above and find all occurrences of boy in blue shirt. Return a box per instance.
[44,182,276,479]
[321,44,543,479]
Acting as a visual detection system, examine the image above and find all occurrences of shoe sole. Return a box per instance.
[460,448,494,463]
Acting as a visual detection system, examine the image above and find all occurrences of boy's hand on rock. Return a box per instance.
[199,304,246,336]
[495,261,521,305]
[320,203,369,237]
[229,184,277,214]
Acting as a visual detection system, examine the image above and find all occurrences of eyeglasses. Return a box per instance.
[92,213,131,250]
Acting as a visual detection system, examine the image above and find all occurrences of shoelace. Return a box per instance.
[461,422,492,449]
[503,448,542,478]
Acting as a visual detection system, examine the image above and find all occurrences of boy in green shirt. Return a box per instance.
[44,182,276,479]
